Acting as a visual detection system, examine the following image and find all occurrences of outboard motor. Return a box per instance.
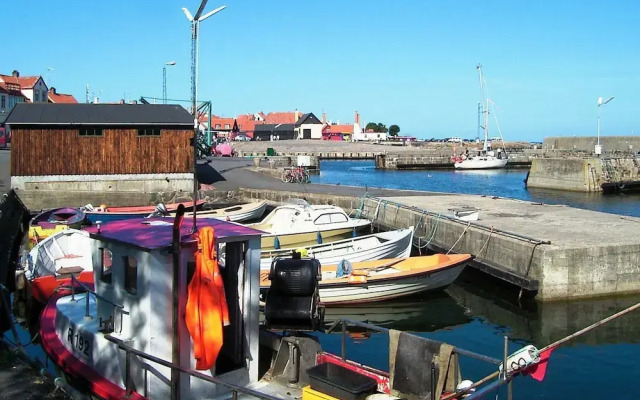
[146,203,169,218]
[264,257,324,331]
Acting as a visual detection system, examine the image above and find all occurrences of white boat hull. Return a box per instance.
[260,228,413,269]
[187,201,267,222]
[454,157,508,170]
[258,223,370,251]
[318,264,464,305]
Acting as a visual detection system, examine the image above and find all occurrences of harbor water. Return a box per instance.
[310,160,640,399]
[311,160,640,218]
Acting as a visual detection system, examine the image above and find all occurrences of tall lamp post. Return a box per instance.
[163,61,176,104]
[596,96,614,156]
[182,0,226,233]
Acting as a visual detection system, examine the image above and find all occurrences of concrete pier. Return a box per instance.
[527,157,640,192]
[238,187,640,302]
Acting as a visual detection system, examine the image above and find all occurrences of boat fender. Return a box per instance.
[352,228,357,238]
[499,345,540,374]
[15,269,26,290]
[316,231,323,244]
[348,275,367,284]
[274,236,280,250]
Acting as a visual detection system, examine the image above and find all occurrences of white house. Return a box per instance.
[294,112,323,139]
[0,70,49,109]
[0,81,26,113]
[351,111,388,141]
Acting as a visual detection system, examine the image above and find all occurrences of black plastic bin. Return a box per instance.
[306,362,377,400]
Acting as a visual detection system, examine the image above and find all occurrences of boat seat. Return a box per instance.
[56,266,85,276]
[54,254,86,272]
[264,257,324,331]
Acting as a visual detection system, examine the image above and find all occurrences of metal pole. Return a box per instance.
[597,105,601,147]
[505,336,512,400]
[191,20,199,233]
[163,66,167,104]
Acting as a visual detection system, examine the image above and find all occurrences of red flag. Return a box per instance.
[524,348,555,382]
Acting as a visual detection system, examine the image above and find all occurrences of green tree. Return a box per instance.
[389,124,400,137]
[365,122,388,133]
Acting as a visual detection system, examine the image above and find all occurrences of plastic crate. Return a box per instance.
[306,363,377,400]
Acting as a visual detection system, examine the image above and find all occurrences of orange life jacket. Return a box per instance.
[185,226,230,370]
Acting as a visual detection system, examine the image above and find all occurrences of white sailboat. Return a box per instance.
[454,64,509,170]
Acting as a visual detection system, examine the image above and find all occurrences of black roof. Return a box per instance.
[295,112,322,126]
[5,103,194,126]
[254,123,295,132]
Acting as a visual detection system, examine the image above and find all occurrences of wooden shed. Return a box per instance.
[6,103,194,177]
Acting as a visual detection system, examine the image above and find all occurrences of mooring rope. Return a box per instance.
[474,225,495,262]
[446,222,471,255]
[416,213,441,250]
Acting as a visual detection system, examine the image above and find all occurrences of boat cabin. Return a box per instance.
[80,217,263,399]
[250,202,368,235]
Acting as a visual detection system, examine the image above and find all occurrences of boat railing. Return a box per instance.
[326,318,513,400]
[325,318,501,365]
[104,335,283,400]
[363,195,551,245]
[69,274,129,333]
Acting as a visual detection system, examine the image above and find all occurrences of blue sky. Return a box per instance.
[3,0,639,141]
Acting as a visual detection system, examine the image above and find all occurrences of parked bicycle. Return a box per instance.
[281,166,310,183]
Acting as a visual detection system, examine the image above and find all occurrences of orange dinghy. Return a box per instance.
[186,226,230,370]
[260,253,473,305]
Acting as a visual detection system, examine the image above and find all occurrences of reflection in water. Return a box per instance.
[323,291,471,332]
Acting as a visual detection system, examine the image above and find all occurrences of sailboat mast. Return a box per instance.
[477,64,489,151]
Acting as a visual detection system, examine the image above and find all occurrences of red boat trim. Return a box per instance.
[39,295,148,400]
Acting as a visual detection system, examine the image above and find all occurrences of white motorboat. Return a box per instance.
[177,200,267,222]
[454,64,509,170]
[260,227,414,269]
[246,200,371,250]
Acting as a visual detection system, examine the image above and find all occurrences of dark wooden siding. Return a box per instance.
[11,128,194,176]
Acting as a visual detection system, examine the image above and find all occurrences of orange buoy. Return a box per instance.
[185,226,230,370]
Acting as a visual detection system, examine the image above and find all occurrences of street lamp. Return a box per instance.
[46,67,54,87]
[162,61,176,104]
[596,96,614,156]
[182,0,226,233]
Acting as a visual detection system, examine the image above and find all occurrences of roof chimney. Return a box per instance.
[354,111,360,124]
[12,70,19,77]
[49,87,57,94]
[322,112,326,124]
[294,109,299,122]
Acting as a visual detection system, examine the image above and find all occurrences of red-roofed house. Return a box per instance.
[209,115,235,138]
[0,70,48,104]
[0,80,27,113]
[235,113,265,138]
[322,124,353,141]
[48,87,78,103]
[264,110,302,125]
